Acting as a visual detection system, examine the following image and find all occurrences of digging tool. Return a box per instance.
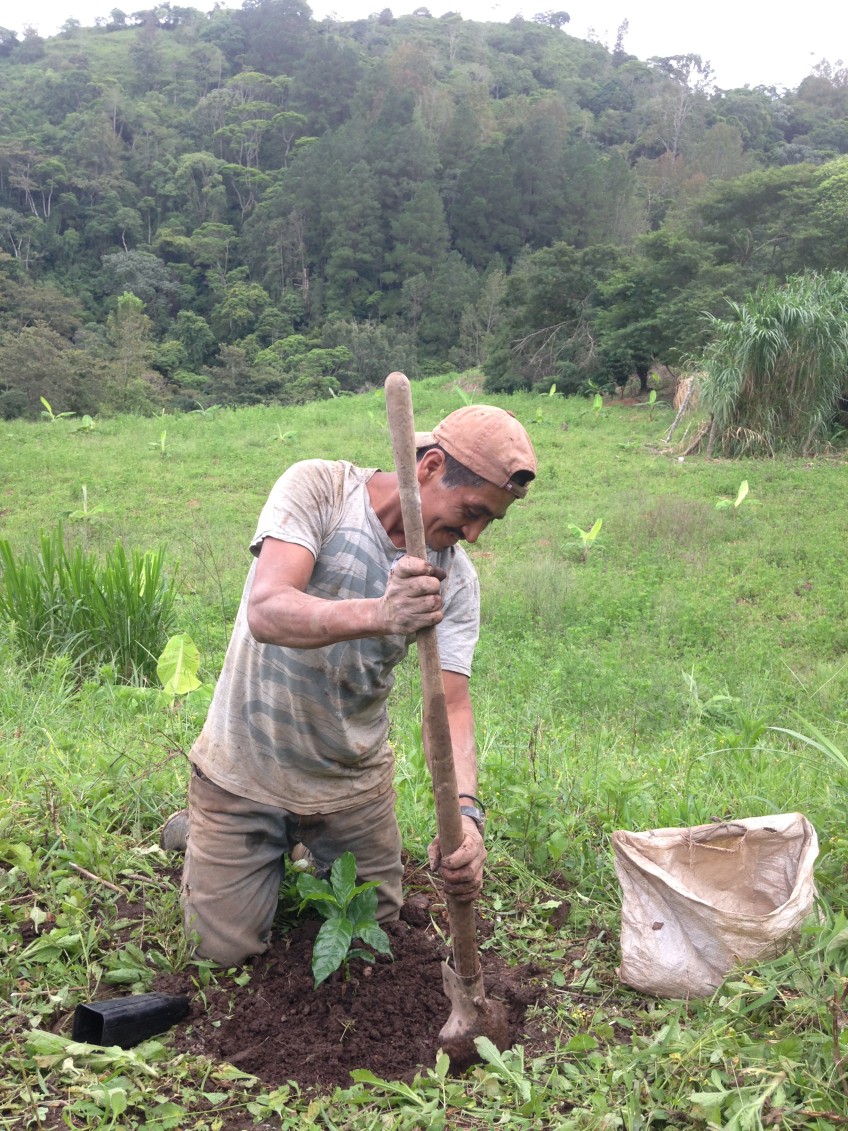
[384,370,509,1068]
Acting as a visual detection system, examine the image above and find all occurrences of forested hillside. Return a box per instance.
[2,2,848,416]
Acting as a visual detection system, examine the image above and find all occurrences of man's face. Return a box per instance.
[418,455,516,551]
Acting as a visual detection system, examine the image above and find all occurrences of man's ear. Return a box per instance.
[417,448,446,483]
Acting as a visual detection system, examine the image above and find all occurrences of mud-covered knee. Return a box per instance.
[190,933,266,969]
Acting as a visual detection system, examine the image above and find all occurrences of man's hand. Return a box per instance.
[377,555,447,636]
[427,818,486,902]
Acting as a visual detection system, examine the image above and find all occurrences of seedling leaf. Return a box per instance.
[313,917,354,986]
[348,947,377,963]
[330,850,358,907]
[347,886,378,924]
[354,922,392,955]
[296,872,336,910]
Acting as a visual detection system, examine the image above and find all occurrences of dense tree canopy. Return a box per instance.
[1,3,847,416]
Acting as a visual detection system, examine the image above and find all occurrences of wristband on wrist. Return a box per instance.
[457,792,486,815]
[459,804,485,834]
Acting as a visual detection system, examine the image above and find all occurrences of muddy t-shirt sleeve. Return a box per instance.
[250,459,345,559]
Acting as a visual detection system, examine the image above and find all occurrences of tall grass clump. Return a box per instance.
[0,524,177,682]
[699,271,848,456]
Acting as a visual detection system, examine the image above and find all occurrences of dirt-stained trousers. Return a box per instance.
[181,765,404,968]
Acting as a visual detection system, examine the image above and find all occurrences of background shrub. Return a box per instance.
[0,524,177,682]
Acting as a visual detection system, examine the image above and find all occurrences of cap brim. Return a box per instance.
[414,431,435,449]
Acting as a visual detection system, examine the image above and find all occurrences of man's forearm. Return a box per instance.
[248,588,382,649]
[448,703,478,799]
[440,672,480,824]
[247,541,444,649]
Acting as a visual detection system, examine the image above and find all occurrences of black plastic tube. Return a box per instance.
[72,993,190,1048]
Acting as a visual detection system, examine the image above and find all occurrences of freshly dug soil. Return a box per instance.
[154,878,547,1089]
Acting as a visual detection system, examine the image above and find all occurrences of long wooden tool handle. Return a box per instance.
[384,371,480,978]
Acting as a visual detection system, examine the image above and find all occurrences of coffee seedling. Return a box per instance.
[296,851,393,987]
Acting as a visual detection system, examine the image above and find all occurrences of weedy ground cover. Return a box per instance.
[1,377,848,1127]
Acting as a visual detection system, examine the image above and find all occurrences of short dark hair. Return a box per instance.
[417,443,534,490]
[416,444,486,489]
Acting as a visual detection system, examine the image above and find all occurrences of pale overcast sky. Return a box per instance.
[7,0,847,92]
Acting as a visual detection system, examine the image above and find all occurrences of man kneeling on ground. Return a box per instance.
[163,403,537,967]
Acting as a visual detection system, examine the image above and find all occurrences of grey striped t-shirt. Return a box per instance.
[190,459,480,814]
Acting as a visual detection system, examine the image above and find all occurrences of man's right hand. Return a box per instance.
[377,555,446,635]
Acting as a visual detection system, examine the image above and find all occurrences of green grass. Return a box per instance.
[2,376,848,1127]
[0,524,177,681]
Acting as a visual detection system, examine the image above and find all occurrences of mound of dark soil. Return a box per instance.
[153,875,548,1089]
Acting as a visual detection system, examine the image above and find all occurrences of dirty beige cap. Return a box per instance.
[415,404,537,498]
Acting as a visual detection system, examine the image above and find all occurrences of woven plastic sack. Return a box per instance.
[612,813,818,998]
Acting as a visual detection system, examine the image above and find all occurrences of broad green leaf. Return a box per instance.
[157,634,201,696]
[27,1031,71,1056]
[734,480,749,507]
[348,947,376,963]
[587,519,602,541]
[350,879,383,898]
[91,1084,128,1116]
[296,868,334,895]
[330,851,358,908]
[563,1033,599,1052]
[474,1036,511,1071]
[144,1101,187,1127]
[213,1064,259,1081]
[103,968,148,985]
[312,916,353,986]
[295,872,336,912]
[185,684,214,712]
[347,886,378,924]
[354,922,393,956]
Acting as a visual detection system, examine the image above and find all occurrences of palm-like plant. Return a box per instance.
[699,272,848,456]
